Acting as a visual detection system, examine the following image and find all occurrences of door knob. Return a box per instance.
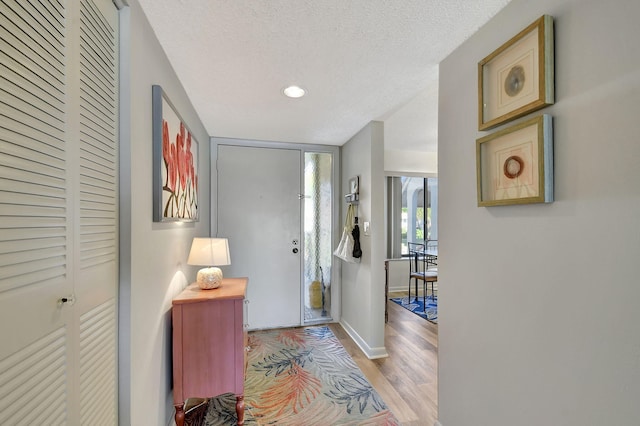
[292,248,298,254]
[58,294,76,307]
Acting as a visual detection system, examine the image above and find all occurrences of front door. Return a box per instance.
[217,144,302,329]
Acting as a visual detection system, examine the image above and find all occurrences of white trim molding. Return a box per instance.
[339,319,389,359]
[113,0,128,9]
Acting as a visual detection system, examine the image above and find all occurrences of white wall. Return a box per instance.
[385,150,437,175]
[386,258,410,292]
[437,0,640,425]
[119,2,210,424]
[340,121,387,358]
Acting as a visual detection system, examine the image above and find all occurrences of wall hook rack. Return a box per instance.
[346,175,359,204]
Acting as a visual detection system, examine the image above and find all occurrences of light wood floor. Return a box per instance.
[329,291,438,426]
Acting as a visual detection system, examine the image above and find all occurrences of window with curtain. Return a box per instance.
[386,176,438,258]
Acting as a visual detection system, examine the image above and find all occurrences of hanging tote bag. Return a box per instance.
[333,204,359,263]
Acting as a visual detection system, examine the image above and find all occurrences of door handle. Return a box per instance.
[292,248,298,254]
[58,294,76,308]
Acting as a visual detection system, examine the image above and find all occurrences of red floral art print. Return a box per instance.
[160,97,198,220]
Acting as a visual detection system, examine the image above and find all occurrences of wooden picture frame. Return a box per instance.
[478,15,554,131]
[476,114,553,207]
[152,85,199,222]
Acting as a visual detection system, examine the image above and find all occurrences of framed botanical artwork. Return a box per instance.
[152,85,199,222]
[476,114,553,207]
[478,15,554,131]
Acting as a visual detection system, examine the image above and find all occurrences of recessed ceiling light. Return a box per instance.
[283,85,306,98]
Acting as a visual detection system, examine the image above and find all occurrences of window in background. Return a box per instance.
[303,152,333,322]
[387,176,438,257]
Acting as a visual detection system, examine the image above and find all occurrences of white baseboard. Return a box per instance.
[339,319,389,359]
[388,285,407,293]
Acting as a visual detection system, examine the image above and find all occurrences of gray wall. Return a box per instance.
[119,1,210,424]
[438,0,640,425]
[339,121,387,357]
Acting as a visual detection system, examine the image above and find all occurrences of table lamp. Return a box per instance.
[187,237,231,289]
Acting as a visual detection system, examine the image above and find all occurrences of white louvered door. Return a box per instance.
[0,0,119,424]
[73,1,119,424]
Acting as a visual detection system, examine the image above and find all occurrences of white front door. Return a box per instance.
[217,144,302,329]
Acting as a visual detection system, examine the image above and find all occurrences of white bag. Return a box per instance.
[334,227,356,263]
[333,204,360,263]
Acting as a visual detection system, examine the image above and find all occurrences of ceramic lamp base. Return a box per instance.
[196,267,223,289]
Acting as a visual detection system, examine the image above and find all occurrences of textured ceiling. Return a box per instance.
[137,0,511,151]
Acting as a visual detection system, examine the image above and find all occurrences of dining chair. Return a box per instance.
[407,242,424,302]
[424,239,438,270]
[408,242,438,307]
[424,239,438,303]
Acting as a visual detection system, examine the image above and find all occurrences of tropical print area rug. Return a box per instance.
[391,295,438,323]
[199,326,399,425]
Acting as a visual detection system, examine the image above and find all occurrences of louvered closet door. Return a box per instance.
[0,0,71,423]
[73,1,119,424]
[0,0,119,424]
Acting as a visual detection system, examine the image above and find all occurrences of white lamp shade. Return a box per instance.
[188,238,231,290]
[187,238,231,267]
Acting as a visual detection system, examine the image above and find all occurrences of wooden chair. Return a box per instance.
[408,242,438,307]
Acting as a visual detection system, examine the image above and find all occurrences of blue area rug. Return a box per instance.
[391,296,438,323]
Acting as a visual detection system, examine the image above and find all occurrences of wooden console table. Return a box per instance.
[172,277,248,426]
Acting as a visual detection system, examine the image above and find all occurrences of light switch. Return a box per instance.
[363,221,370,235]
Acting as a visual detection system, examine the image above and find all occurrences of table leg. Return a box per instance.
[423,282,426,309]
[384,260,389,323]
[174,403,185,426]
[236,394,245,425]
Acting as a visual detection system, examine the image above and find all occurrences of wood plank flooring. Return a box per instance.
[329,291,438,426]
